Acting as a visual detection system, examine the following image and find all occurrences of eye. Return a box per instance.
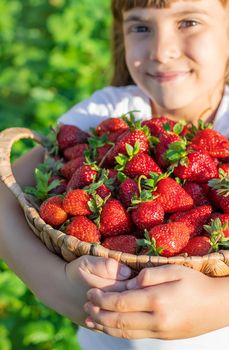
[130,25,150,33]
[179,20,199,29]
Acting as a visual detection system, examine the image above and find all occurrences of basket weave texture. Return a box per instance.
[1,127,229,276]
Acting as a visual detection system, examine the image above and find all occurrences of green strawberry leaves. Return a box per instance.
[24,169,60,202]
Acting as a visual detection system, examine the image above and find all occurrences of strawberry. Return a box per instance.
[154,132,181,169]
[119,178,139,207]
[96,184,111,199]
[63,143,88,161]
[148,222,192,257]
[66,216,100,243]
[39,196,68,227]
[173,150,218,183]
[60,157,85,179]
[57,124,89,151]
[181,236,212,256]
[203,217,229,251]
[67,165,98,191]
[170,205,212,237]
[99,198,132,236]
[182,182,210,206]
[94,144,112,165]
[131,201,164,231]
[208,213,229,237]
[153,177,194,213]
[106,129,149,166]
[142,117,176,138]
[124,153,162,178]
[218,163,229,173]
[208,168,229,213]
[102,235,137,254]
[107,130,127,143]
[191,128,229,158]
[63,189,92,216]
[95,117,128,136]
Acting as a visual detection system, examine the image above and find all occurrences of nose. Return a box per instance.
[149,27,182,63]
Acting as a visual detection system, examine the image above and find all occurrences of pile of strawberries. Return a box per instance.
[26,113,229,257]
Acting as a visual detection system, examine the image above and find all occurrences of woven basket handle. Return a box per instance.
[0,127,44,208]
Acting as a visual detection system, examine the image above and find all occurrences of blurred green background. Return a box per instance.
[0,0,111,348]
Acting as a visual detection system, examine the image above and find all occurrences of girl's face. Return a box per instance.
[123,0,229,122]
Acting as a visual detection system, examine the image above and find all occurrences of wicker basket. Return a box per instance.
[1,127,229,276]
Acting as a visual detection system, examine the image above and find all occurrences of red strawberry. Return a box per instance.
[154,177,194,213]
[63,189,92,216]
[148,222,191,257]
[60,157,85,179]
[66,216,100,243]
[107,130,127,143]
[170,205,212,237]
[154,132,181,169]
[67,165,97,191]
[102,235,137,254]
[95,117,128,136]
[181,236,212,256]
[191,128,229,158]
[106,129,149,165]
[39,196,68,227]
[218,163,229,173]
[94,144,112,164]
[173,150,218,183]
[124,153,162,178]
[63,143,88,161]
[119,178,139,207]
[142,117,176,137]
[208,213,229,237]
[208,168,229,213]
[182,182,210,206]
[57,125,89,151]
[99,198,132,236]
[96,184,111,199]
[108,169,118,179]
[131,201,164,231]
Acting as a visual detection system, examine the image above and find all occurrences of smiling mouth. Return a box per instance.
[147,71,191,83]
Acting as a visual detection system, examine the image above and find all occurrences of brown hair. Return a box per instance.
[110,0,229,86]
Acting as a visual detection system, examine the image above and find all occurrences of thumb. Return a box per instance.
[126,264,187,289]
[78,256,132,281]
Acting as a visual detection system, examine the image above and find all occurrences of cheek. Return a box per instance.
[125,40,147,72]
[185,32,228,71]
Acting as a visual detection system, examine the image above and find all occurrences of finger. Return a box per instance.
[79,268,128,292]
[126,264,187,290]
[84,302,156,331]
[78,256,132,280]
[87,288,154,312]
[85,316,155,339]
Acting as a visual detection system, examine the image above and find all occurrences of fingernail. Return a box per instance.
[126,278,137,289]
[85,316,95,328]
[119,265,131,278]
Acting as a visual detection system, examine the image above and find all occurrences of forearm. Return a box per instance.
[0,145,85,323]
[0,180,85,323]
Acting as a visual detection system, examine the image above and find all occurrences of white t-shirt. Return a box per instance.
[58,84,229,350]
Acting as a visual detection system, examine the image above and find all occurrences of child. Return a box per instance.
[0,0,229,350]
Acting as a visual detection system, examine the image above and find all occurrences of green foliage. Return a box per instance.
[0,260,82,350]
[0,0,111,348]
[0,0,111,153]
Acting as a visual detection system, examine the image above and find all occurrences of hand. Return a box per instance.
[84,264,229,339]
[63,256,132,326]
